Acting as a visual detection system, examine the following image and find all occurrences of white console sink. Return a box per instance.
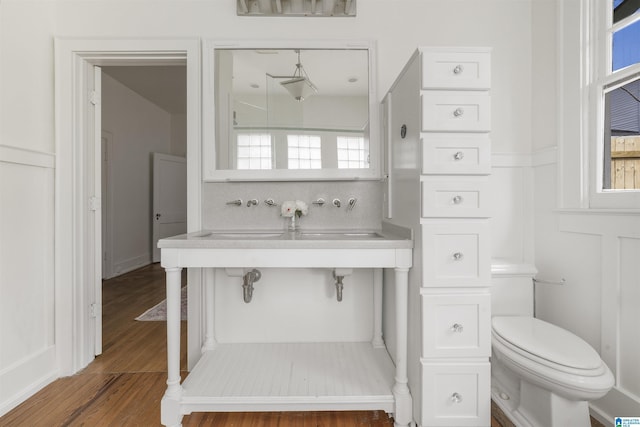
[161,226,410,250]
[157,222,414,427]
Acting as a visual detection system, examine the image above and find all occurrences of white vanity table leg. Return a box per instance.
[161,267,183,427]
[392,267,412,427]
[372,268,384,348]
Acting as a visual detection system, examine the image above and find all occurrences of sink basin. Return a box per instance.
[298,232,384,239]
[196,232,283,239]
[192,231,386,240]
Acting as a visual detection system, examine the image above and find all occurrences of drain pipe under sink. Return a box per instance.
[332,268,353,302]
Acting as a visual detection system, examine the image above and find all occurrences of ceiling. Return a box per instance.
[101,49,368,115]
[229,49,369,97]
[102,66,187,114]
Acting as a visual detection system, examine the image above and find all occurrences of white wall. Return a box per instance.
[102,73,173,277]
[170,113,187,157]
[0,0,535,417]
[0,1,59,416]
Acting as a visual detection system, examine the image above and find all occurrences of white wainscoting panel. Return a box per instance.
[489,153,534,264]
[0,146,57,416]
[534,150,640,423]
[619,237,640,400]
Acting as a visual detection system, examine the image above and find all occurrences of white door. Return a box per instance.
[152,153,187,262]
[92,66,103,356]
[101,131,113,279]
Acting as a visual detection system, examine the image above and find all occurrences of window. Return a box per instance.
[287,134,322,169]
[588,0,640,206]
[337,136,368,169]
[236,133,272,170]
[603,1,640,190]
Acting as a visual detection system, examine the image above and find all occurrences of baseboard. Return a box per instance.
[590,387,640,427]
[112,253,152,277]
[589,405,611,427]
[0,346,58,417]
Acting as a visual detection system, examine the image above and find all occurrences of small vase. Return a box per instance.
[288,215,296,232]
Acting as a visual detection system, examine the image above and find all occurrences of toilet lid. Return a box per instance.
[492,316,602,370]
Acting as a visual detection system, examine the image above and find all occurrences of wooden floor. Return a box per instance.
[0,263,602,427]
[0,264,393,427]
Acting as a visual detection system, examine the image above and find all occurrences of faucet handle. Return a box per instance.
[247,199,258,207]
[312,198,326,206]
[347,197,357,211]
[226,199,243,206]
[264,198,279,207]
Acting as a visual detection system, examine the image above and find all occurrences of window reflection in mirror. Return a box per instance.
[215,48,370,171]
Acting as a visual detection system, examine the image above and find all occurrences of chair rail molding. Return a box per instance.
[0,144,55,169]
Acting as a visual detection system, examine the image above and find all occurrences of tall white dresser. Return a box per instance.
[382,47,492,426]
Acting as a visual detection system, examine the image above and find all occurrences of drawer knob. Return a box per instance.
[451,323,464,333]
[453,151,465,161]
[452,195,464,205]
[453,252,464,261]
[451,392,463,403]
[453,64,464,75]
[453,107,464,117]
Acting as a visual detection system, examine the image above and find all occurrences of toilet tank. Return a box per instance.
[491,260,537,317]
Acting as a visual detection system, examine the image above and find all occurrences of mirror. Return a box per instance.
[203,40,379,181]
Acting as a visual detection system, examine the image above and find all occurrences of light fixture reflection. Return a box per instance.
[280,50,317,102]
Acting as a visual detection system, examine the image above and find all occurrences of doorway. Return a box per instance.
[100,65,187,279]
[54,38,201,375]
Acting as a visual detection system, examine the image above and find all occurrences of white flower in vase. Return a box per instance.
[281,200,308,231]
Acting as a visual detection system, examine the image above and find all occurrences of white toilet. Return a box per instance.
[491,262,614,427]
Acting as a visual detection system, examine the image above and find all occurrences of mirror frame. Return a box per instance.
[202,39,380,181]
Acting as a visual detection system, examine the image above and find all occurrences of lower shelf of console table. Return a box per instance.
[173,342,396,414]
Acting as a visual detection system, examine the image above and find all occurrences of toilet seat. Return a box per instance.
[492,316,602,375]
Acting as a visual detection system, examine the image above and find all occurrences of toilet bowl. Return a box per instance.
[491,315,614,427]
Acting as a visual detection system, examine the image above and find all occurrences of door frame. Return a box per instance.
[54,38,202,375]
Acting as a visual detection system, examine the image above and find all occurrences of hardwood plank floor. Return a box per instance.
[0,263,604,426]
[0,264,394,426]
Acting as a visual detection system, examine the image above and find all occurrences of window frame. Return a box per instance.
[587,0,640,208]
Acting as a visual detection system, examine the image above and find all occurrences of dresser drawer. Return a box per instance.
[420,362,491,426]
[421,92,490,132]
[421,220,490,287]
[421,176,489,218]
[421,292,491,358]
[422,134,491,175]
[421,50,491,90]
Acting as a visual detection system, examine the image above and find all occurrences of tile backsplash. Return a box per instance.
[202,181,383,231]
